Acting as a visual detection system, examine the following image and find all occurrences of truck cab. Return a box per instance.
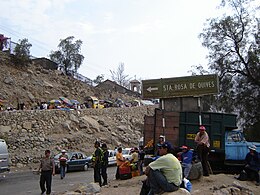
[225,130,260,164]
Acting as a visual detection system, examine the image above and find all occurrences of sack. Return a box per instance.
[119,165,132,180]
[119,172,132,180]
[237,170,248,181]
[119,166,131,175]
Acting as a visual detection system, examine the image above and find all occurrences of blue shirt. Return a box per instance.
[181,150,193,164]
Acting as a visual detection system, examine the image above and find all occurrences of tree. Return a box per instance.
[49,36,84,75]
[199,0,260,138]
[93,74,105,85]
[13,38,32,65]
[110,62,131,88]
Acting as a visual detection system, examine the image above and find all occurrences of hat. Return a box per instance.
[61,150,66,153]
[157,141,172,151]
[180,145,188,150]
[159,135,164,138]
[94,140,100,146]
[248,145,256,151]
[199,125,206,131]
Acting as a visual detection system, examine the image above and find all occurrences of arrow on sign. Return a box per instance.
[147,86,159,92]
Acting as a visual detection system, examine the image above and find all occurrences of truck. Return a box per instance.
[84,96,104,109]
[143,108,260,171]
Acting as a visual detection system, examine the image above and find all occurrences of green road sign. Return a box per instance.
[142,74,219,99]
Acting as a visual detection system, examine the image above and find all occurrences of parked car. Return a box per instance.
[0,139,9,173]
[122,148,133,161]
[54,151,90,173]
[108,150,117,166]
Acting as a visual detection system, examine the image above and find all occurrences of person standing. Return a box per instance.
[38,150,55,195]
[92,141,103,186]
[115,147,125,180]
[59,150,68,179]
[101,143,109,186]
[130,147,139,173]
[194,125,210,176]
[138,146,146,175]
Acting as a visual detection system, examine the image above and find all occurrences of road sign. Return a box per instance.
[142,74,219,99]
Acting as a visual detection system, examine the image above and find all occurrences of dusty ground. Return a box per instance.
[100,174,260,195]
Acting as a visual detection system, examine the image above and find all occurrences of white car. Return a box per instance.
[122,148,133,161]
[108,150,117,166]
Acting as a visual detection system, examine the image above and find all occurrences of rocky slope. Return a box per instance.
[0,106,155,167]
[0,52,138,109]
[0,51,157,167]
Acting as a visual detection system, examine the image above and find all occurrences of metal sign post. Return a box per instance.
[198,97,202,125]
[161,99,165,137]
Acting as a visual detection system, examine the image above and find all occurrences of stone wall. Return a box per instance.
[0,106,156,166]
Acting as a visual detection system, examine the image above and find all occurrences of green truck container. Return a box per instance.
[143,108,260,169]
[144,109,238,166]
[179,111,237,153]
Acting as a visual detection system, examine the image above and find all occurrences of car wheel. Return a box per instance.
[83,164,89,171]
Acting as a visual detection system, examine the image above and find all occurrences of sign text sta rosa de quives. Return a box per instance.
[142,74,219,99]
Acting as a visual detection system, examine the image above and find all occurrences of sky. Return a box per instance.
[0,0,223,81]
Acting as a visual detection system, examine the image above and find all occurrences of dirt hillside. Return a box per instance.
[0,52,138,109]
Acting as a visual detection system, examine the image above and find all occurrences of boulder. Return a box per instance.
[86,182,101,193]
[4,76,15,85]
[43,81,53,88]
[27,91,35,101]
[80,116,100,132]
[63,192,80,195]
[23,122,32,130]
[163,188,190,195]
[0,125,11,133]
[69,114,79,124]
[188,162,203,180]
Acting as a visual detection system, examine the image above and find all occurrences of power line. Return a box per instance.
[0,25,113,79]
[0,25,52,53]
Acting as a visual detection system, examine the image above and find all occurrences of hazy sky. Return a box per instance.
[1,0,223,81]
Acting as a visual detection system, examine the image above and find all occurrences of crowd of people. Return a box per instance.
[0,101,86,111]
[37,125,260,195]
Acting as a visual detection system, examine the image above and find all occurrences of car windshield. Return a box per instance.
[122,149,130,155]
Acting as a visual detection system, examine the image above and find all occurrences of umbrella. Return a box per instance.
[0,99,7,106]
[70,99,80,104]
[59,97,72,106]
[49,99,61,104]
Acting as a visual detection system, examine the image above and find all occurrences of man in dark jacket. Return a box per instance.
[92,141,103,186]
[101,143,109,186]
